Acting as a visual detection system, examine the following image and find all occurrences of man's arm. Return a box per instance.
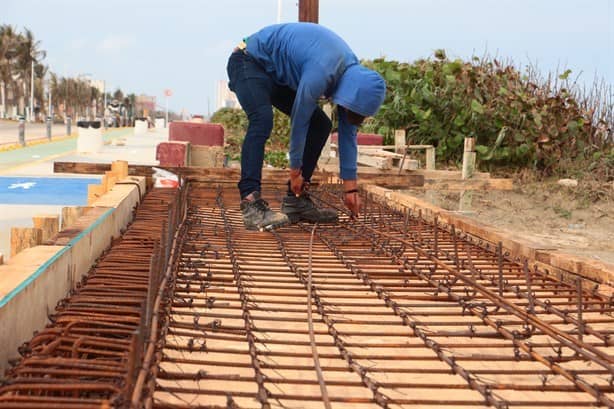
[337,106,361,216]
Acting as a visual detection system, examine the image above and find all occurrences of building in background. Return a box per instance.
[215,80,240,110]
[135,95,156,118]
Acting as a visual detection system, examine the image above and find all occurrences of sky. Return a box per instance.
[3,0,613,116]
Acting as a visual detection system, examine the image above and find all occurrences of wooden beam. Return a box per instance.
[357,152,392,169]
[32,214,60,242]
[11,227,42,257]
[421,178,513,191]
[298,0,318,23]
[53,161,425,188]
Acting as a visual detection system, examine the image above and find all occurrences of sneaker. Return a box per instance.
[281,193,338,224]
[240,192,289,231]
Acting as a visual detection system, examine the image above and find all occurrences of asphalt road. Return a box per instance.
[0,120,69,145]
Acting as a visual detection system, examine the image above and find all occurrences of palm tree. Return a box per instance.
[15,27,46,120]
[0,25,19,118]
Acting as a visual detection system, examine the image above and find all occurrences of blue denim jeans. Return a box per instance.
[226,50,332,199]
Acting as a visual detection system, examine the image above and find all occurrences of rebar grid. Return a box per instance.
[1,181,612,409]
[0,187,185,409]
[151,183,613,409]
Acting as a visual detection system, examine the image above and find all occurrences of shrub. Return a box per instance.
[363,52,612,178]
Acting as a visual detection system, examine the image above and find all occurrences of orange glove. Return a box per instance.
[289,168,304,196]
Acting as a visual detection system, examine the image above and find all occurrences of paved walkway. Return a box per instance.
[0,127,167,259]
[0,128,133,175]
[0,119,74,146]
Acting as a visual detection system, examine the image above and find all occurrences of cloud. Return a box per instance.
[96,35,136,53]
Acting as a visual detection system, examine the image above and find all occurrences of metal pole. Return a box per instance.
[165,95,168,128]
[46,116,52,140]
[66,116,71,136]
[18,116,25,146]
[277,0,282,23]
[103,81,107,129]
[30,58,34,122]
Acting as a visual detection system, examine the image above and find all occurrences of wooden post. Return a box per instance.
[0,253,4,265]
[459,137,476,211]
[111,160,129,179]
[105,170,118,190]
[11,227,42,257]
[88,184,106,205]
[394,129,406,154]
[425,147,436,170]
[299,0,319,23]
[32,214,60,242]
[61,206,88,230]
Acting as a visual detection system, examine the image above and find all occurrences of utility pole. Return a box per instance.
[30,57,34,122]
[298,0,319,23]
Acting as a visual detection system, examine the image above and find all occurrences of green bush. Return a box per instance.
[363,52,612,178]
[210,107,290,164]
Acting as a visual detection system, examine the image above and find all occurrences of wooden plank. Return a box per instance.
[421,178,513,191]
[32,214,60,243]
[357,152,392,169]
[10,227,42,257]
[61,206,89,230]
[111,160,129,179]
[87,184,106,205]
[54,161,425,188]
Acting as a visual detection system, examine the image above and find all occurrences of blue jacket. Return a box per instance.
[246,23,386,180]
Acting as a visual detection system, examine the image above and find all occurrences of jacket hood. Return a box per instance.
[332,65,386,117]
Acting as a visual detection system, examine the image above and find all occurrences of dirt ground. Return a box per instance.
[401,177,614,265]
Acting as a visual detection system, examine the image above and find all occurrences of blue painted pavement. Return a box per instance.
[0,177,101,205]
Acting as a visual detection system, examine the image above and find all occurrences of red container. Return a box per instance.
[169,122,224,146]
[156,141,190,167]
[331,132,383,146]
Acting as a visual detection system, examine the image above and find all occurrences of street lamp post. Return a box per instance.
[29,57,34,122]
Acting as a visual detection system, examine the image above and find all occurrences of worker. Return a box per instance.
[227,22,386,231]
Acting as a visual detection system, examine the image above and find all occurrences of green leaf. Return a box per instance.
[475,145,489,154]
[558,69,572,80]
[471,99,484,114]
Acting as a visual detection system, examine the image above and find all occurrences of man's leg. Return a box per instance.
[226,51,289,230]
[227,51,274,198]
[270,86,332,182]
[271,86,337,223]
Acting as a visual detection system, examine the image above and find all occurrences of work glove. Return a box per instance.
[289,168,304,196]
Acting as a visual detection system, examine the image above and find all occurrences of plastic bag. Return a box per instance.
[152,167,179,188]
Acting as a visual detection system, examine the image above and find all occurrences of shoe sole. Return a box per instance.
[286,213,338,224]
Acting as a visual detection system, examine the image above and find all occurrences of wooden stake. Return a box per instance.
[105,171,118,190]
[87,184,106,205]
[111,160,129,179]
[459,137,476,211]
[11,227,42,257]
[425,147,436,170]
[32,214,60,242]
[61,206,87,230]
[394,129,406,154]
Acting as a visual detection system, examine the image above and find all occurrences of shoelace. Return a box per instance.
[252,198,271,212]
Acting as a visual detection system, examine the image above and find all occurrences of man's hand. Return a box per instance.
[289,168,304,196]
[343,179,360,217]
